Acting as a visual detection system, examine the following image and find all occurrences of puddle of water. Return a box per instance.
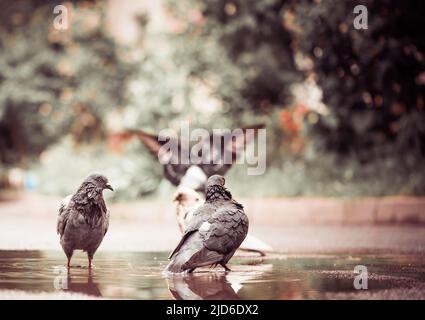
[0,250,424,299]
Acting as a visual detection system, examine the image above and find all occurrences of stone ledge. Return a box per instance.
[0,194,424,225]
[242,197,425,225]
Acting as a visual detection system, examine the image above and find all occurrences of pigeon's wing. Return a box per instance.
[168,204,214,259]
[56,194,72,236]
[166,231,224,273]
[126,128,192,186]
[203,204,248,254]
[179,204,248,271]
[104,209,110,236]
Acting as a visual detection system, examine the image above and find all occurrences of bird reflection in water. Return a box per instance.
[166,263,273,300]
[167,272,240,300]
[62,269,102,297]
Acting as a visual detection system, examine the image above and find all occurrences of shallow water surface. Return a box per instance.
[0,250,424,299]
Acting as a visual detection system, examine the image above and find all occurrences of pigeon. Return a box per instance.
[173,186,274,255]
[56,173,113,269]
[118,127,273,255]
[165,175,248,273]
[173,186,203,233]
[119,124,264,192]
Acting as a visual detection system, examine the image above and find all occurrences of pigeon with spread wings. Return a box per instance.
[120,125,273,255]
[122,124,264,192]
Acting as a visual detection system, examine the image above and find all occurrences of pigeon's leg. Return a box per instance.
[65,250,73,269]
[220,263,232,272]
[87,252,94,269]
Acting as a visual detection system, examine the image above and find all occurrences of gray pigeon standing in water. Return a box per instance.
[166,175,248,273]
[56,174,113,268]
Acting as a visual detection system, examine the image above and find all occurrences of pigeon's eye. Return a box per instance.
[95,177,106,184]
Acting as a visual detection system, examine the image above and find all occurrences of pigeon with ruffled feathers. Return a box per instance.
[166,175,248,273]
[57,173,113,268]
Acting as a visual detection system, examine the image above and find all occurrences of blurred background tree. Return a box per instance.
[165,0,303,165]
[170,0,301,115]
[0,0,424,197]
[0,0,132,167]
[159,0,425,195]
[288,0,425,162]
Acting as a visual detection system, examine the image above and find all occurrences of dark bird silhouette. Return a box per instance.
[165,175,248,273]
[120,124,264,192]
[57,174,113,269]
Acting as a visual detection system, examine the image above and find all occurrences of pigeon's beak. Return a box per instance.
[105,184,114,191]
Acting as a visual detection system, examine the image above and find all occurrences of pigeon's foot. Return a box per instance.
[220,263,232,272]
[66,258,71,269]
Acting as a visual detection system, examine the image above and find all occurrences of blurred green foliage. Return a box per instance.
[169,0,301,116]
[158,0,425,195]
[1,0,425,197]
[0,0,132,166]
[33,139,162,199]
[290,0,425,160]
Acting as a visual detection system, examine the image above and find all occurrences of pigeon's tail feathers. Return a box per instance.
[181,247,224,271]
[168,230,196,260]
[166,232,202,273]
[166,232,222,273]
